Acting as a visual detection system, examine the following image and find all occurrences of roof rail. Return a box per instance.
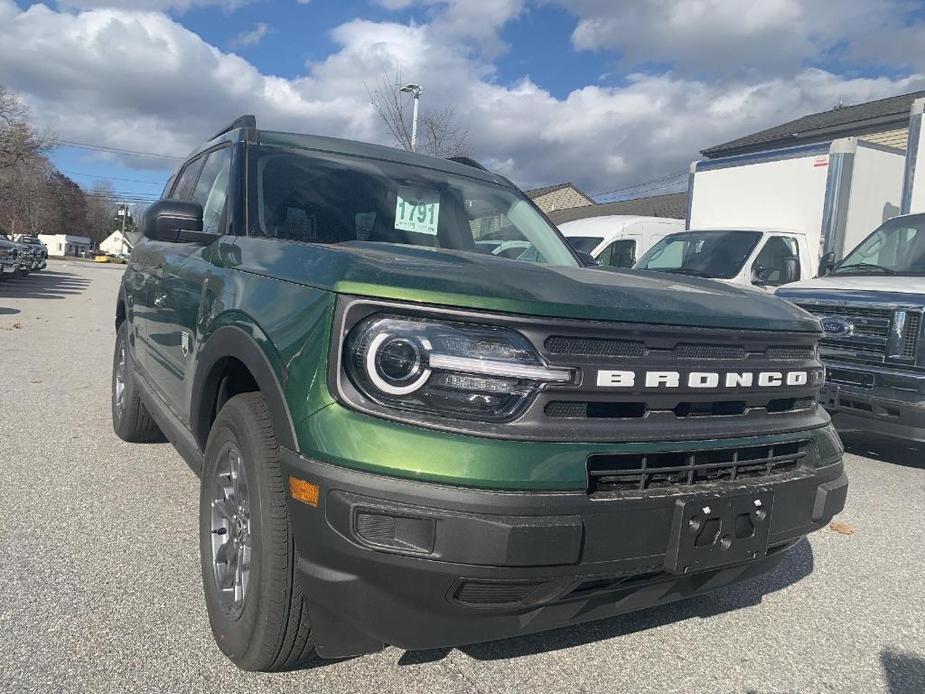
[447,156,488,171]
[210,115,256,141]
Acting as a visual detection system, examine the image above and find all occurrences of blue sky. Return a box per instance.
[3,0,925,208]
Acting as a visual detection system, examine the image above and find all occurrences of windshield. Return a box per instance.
[834,215,925,275]
[634,230,762,279]
[566,236,603,254]
[254,146,579,267]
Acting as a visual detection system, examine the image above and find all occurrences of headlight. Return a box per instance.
[344,315,572,422]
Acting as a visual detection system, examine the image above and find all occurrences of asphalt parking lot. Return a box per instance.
[1,260,924,694]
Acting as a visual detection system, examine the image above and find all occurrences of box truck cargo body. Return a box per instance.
[901,97,925,214]
[687,138,906,268]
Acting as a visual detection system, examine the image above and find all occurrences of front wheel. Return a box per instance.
[200,392,315,671]
[111,322,164,442]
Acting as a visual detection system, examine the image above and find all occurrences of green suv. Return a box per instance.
[112,116,847,671]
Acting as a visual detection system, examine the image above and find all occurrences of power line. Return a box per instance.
[51,138,184,162]
[59,169,165,186]
[591,169,689,199]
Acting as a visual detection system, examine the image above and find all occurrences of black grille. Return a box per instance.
[587,441,808,495]
[827,368,874,388]
[902,312,922,359]
[766,345,816,360]
[676,344,746,360]
[801,304,892,321]
[454,580,543,606]
[798,302,923,366]
[545,398,813,419]
[798,303,892,362]
[545,336,644,357]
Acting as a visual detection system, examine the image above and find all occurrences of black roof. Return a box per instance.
[702,90,925,159]
[525,181,595,204]
[186,115,512,188]
[547,192,688,225]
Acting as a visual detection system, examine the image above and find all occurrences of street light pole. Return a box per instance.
[400,83,423,152]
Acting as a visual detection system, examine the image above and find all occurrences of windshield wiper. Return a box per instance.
[658,267,714,278]
[832,262,896,275]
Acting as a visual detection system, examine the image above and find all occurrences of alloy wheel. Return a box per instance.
[210,443,252,618]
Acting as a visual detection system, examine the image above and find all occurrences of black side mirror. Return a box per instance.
[575,250,600,266]
[142,200,208,243]
[818,251,836,276]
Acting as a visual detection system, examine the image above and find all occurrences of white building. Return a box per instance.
[99,230,133,256]
[38,234,92,257]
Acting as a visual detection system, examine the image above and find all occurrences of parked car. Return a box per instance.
[777,212,925,442]
[112,115,846,671]
[0,233,41,275]
[14,234,48,260]
[0,236,19,280]
[560,215,684,268]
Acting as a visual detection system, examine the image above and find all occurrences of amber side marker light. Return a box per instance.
[289,476,320,507]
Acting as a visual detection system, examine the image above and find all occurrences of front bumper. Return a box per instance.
[280,442,846,658]
[821,362,925,442]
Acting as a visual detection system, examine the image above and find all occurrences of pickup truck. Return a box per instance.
[777,212,925,441]
[0,233,42,275]
[112,115,847,671]
[0,236,19,280]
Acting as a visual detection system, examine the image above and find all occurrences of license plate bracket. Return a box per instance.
[663,491,773,575]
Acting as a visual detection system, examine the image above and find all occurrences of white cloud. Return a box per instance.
[0,0,922,193]
[560,0,917,78]
[55,0,251,12]
[373,0,523,57]
[228,21,271,49]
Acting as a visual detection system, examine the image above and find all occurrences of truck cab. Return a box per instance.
[777,213,925,441]
[558,215,684,268]
[634,227,813,291]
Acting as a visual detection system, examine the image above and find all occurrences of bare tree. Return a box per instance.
[368,71,470,158]
[84,180,119,246]
[0,86,52,170]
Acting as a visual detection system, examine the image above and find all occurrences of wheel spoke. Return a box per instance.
[219,543,238,591]
[214,498,236,523]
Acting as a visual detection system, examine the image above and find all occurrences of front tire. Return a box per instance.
[200,393,315,671]
[111,322,164,442]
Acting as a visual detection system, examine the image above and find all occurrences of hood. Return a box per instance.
[236,239,821,333]
[777,275,925,306]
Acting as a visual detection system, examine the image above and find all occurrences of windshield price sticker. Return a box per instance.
[395,187,440,235]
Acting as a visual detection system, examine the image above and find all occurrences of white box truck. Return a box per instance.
[901,97,925,214]
[677,137,905,288]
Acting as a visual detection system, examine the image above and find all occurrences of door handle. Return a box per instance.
[153,292,168,308]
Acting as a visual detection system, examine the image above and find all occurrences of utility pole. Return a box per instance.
[400,83,423,151]
[118,204,127,255]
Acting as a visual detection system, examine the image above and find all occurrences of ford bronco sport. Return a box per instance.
[112,116,847,671]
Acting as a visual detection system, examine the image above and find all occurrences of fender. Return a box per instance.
[190,324,298,452]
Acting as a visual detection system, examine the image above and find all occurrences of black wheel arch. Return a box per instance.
[191,325,298,453]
